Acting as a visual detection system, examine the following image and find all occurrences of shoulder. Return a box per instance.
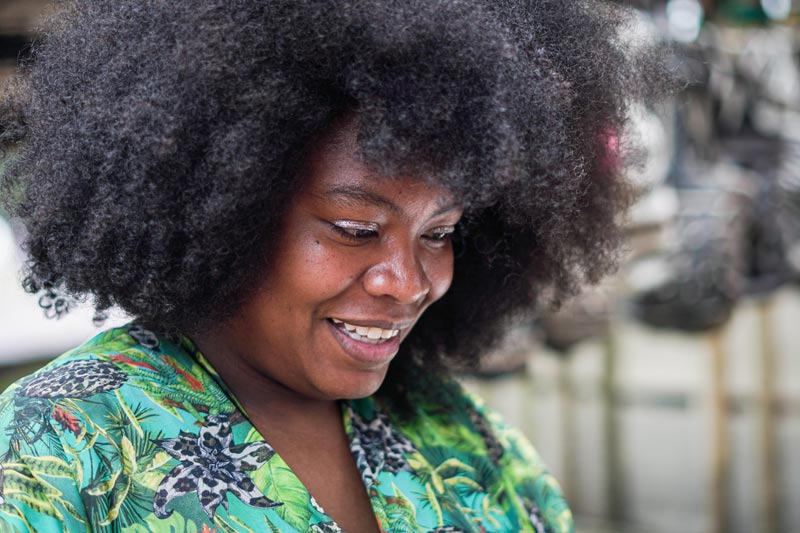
[0,322,221,464]
[462,387,574,533]
[0,323,230,530]
[398,377,574,533]
[1,324,180,411]
[0,326,133,426]
[0,324,168,456]
[1,322,216,408]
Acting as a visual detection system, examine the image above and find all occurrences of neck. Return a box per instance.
[191,330,343,435]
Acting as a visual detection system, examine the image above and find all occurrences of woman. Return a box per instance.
[0,0,665,531]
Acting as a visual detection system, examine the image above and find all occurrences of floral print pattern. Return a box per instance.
[154,413,279,519]
[19,359,127,399]
[0,325,572,532]
[348,406,415,488]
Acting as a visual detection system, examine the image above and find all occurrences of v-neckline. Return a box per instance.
[178,334,372,532]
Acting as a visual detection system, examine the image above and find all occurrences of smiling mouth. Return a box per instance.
[328,318,400,345]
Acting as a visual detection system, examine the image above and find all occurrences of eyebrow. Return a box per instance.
[323,185,462,217]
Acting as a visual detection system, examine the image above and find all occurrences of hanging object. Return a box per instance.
[667,0,705,42]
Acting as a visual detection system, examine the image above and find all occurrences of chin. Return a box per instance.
[324,368,388,400]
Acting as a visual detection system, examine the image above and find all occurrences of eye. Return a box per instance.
[423,225,456,247]
[330,220,380,242]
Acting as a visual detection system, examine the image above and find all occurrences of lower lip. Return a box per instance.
[326,320,402,367]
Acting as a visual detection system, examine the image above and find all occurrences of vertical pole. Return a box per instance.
[708,329,729,533]
[559,355,577,507]
[757,299,778,533]
[602,328,623,522]
[521,359,538,445]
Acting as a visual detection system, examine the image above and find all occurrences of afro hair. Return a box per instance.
[0,0,669,399]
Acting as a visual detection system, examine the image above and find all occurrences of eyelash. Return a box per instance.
[330,222,456,245]
[331,224,379,242]
[426,227,456,243]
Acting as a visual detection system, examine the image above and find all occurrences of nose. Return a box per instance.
[363,243,431,305]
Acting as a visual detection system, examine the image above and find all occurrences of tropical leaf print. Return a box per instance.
[51,406,81,436]
[217,513,257,533]
[0,460,81,527]
[383,483,417,532]
[14,456,73,480]
[0,326,572,532]
[125,511,204,533]
[263,515,283,533]
[88,328,142,355]
[260,461,312,530]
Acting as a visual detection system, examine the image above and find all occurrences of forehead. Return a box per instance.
[300,118,459,212]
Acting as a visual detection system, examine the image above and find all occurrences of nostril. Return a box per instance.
[363,261,430,305]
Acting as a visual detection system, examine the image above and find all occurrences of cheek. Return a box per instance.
[427,248,456,301]
[292,238,362,295]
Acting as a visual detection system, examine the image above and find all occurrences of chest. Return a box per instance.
[265,430,380,533]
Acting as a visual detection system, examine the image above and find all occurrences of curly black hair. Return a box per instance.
[1,0,667,397]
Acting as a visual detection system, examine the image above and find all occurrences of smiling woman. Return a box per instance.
[0,0,667,531]
[200,119,464,404]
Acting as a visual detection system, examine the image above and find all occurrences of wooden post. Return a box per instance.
[757,299,778,533]
[559,355,577,507]
[521,361,539,446]
[601,329,623,521]
[708,329,729,533]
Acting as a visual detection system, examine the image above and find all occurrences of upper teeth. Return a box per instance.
[331,318,399,340]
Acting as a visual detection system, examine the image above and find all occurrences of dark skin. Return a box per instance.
[195,119,463,531]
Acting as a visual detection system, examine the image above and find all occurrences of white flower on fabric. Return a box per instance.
[153,413,280,519]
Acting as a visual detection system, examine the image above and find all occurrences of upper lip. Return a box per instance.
[329,317,416,331]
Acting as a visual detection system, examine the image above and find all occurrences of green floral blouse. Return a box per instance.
[0,324,572,533]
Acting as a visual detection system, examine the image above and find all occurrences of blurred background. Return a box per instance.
[0,1,798,532]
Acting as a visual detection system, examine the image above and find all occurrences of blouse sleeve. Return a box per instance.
[463,391,575,533]
[0,393,90,532]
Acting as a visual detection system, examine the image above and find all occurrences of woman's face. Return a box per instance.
[211,121,463,401]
